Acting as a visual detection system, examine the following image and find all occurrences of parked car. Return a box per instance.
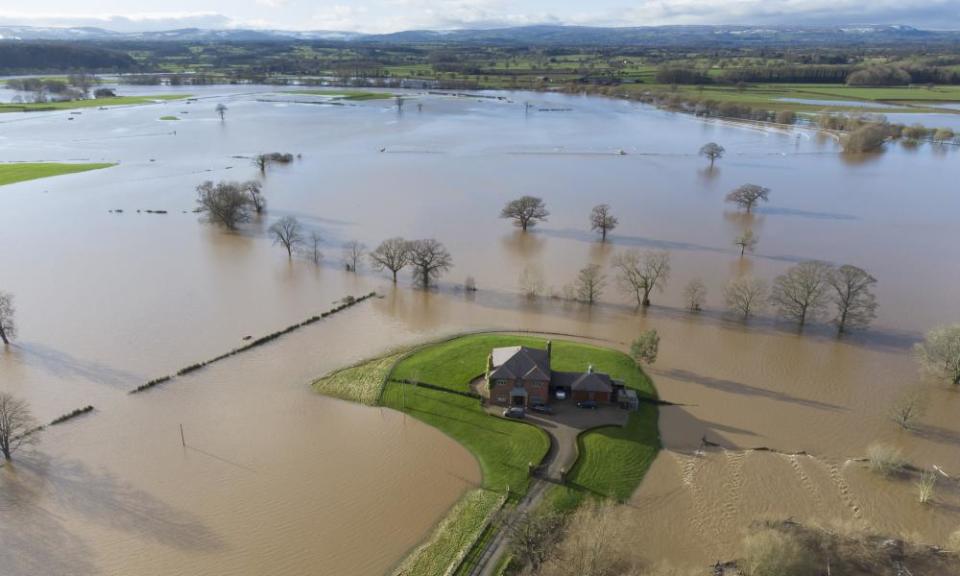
[530,403,553,415]
[576,400,598,410]
[502,407,526,419]
[555,389,567,400]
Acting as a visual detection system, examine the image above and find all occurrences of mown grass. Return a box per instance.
[312,351,405,405]
[0,162,116,186]
[286,90,394,100]
[0,94,189,114]
[159,115,180,120]
[381,381,548,493]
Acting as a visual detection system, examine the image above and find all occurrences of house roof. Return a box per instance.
[489,346,551,382]
[552,370,613,393]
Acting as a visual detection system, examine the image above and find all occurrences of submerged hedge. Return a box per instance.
[130,292,377,394]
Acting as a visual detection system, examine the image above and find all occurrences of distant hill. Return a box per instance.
[0,24,957,46]
[0,43,137,73]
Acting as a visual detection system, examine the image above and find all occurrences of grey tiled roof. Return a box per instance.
[489,346,551,382]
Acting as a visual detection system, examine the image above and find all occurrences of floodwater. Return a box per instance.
[1,86,959,573]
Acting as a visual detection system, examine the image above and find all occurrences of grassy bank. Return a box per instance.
[0,94,189,113]
[285,90,394,100]
[0,162,116,186]
[314,332,660,576]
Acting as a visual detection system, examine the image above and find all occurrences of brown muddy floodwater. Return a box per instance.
[1,86,959,573]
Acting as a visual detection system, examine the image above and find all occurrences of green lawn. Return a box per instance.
[159,115,180,120]
[285,90,394,100]
[0,95,189,114]
[0,162,116,187]
[315,333,661,576]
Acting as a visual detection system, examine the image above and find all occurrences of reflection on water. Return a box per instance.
[1,87,959,573]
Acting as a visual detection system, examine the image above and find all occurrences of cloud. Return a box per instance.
[0,11,235,32]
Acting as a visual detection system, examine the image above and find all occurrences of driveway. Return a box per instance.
[471,377,629,481]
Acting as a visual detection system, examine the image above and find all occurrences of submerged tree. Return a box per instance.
[215,103,228,121]
[613,249,671,308]
[368,237,411,283]
[268,216,303,259]
[724,276,768,320]
[828,264,878,333]
[408,239,452,288]
[683,278,707,312]
[518,266,545,300]
[699,142,725,167]
[589,204,618,242]
[195,180,254,230]
[770,261,833,326]
[734,229,759,257]
[243,180,266,214]
[305,232,323,265]
[574,264,606,305]
[0,392,36,461]
[889,385,928,430]
[0,291,15,345]
[500,196,549,232]
[726,184,770,214]
[631,329,660,365]
[342,241,366,272]
[915,324,960,386]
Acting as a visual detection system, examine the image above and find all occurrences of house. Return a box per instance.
[486,341,623,407]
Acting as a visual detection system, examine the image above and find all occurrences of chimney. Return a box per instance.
[546,340,552,360]
[587,364,594,374]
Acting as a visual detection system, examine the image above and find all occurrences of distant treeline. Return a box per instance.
[0,42,138,73]
[656,63,960,86]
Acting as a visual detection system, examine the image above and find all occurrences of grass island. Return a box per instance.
[312,332,660,576]
[0,162,116,187]
[0,94,190,114]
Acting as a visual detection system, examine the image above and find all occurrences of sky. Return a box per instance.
[0,0,959,33]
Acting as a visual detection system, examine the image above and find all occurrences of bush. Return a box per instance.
[775,110,797,125]
[866,443,906,475]
[950,528,960,550]
[902,124,931,141]
[742,528,816,576]
[844,125,888,153]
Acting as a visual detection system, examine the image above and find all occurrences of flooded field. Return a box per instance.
[1,87,959,573]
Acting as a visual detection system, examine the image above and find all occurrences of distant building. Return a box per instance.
[486,341,624,407]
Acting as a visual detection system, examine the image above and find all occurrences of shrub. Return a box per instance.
[949,528,960,550]
[741,528,816,576]
[917,471,937,504]
[844,125,888,153]
[774,110,797,125]
[866,443,906,475]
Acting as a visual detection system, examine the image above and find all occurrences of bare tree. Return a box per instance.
[0,291,15,345]
[726,184,770,214]
[500,196,549,232]
[269,216,303,259]
[254,154,268,174]
[613,249,671,308]
[915,324,960,386]
[699,142,725,167]
[735,229,758,257]
[215,103,227,121]
[770,261,833,326]
[408,239,453,288]
[342,240,366,272]
[631,329,659,365]
[507,510,562,573]
[589,204,618,242]
[725,276,768,320]
[195,180,254,230]
[519,266,545,299]
[828,264,878,333]
[242,180,266,214]
[304,232,323,265]
[889,385,928,430]
[369,237,410,282]
[574,264,606,305]
[0,392,36,461]
[683,279,707,312]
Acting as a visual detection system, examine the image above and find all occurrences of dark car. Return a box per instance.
[530,403,553,415]
[502,407,526,419]
[576,400,598,410]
